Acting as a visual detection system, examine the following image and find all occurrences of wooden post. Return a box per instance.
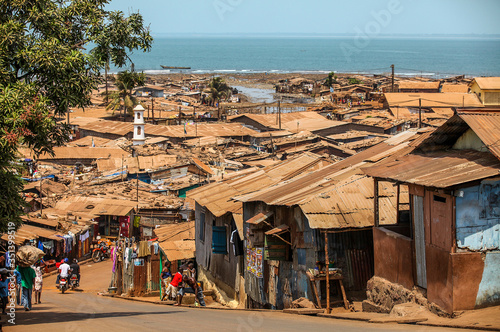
[278,101,281,130]
[396,183,400,224]
[151,97,155,123]
[418,98,422,129]
[324,231,330,314]
[391,64,395,92]
[374,179,379,227]
[178,106,182,125]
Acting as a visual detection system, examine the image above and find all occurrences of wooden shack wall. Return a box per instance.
[195,202,239,297]
[243,202,317,309]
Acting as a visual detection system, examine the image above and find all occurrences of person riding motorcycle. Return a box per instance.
[69,259,80,286]
[56,258,71,285]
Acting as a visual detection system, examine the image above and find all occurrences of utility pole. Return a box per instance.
[178,106,182,125]
[39,179,43,216]
[418,98,422,129]
[278,100,281,130]
[391,64,395,92]
[151,97,155,123]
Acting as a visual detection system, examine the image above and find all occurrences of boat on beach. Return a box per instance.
[161,65,191,69]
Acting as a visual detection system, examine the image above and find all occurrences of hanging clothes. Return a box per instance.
[79,230,89,242]
[37,240,44,252]
[5,252,10,268]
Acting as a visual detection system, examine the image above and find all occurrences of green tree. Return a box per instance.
[206,77,232,107]
[325,72,338,88]
[0,0,152,232]
[106,71,145,118]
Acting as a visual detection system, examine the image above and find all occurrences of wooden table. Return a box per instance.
[306,271,349,310]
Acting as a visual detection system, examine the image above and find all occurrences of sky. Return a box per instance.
[106,0,500,36]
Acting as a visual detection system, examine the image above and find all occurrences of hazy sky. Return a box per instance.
[106,0,500,36]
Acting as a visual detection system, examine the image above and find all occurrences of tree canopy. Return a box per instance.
[106,70,145,117]
[206,77,232,106]
[0,0,152,231]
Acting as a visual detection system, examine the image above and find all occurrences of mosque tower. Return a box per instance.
[132,104,145,146]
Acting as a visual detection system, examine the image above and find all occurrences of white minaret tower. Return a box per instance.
[132,104,145,146]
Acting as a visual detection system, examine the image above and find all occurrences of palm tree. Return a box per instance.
[106,71,145,118]
[206,77,232,107]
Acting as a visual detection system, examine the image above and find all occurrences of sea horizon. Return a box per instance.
[112,35,500,77]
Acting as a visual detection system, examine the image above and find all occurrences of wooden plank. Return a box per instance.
[339,279,349,310]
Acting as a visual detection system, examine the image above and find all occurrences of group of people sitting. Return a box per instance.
[161,261,205,307]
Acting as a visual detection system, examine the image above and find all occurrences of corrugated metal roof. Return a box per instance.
[399,81,441,90]
[472,77,500,90]
[55,197,137,216]
[192,157,214,175]
[459,111,500,160]
[154,221,195,261]
[37,146,129,160]
[384,93,483,108]
[247,211,273,225]
[188,153,327,217]
[363,150,500,188]
[79,119,258,139]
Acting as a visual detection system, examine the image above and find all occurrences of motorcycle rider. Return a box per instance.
[69,259,80,286]
[56,258,71,285]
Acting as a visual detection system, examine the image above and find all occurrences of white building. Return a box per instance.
[133,104,146,146]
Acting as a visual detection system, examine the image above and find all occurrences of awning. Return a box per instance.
[247,211,273,225]
[265,224,289,235]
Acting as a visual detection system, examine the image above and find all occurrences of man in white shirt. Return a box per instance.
[56,258,72,284]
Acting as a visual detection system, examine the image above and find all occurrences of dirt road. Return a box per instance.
[3,261,477,332]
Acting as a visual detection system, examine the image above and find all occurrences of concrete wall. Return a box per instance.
[373,227,414,290]
[456,180,500,251]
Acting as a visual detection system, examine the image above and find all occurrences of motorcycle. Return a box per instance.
[59,277,68,294]
[92,243,110,263]
[70,274,79,290]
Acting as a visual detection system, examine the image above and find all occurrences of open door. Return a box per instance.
[413,195,427,288]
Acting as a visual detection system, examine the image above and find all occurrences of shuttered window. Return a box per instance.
[212,226,227,254]
[264,234,289,261]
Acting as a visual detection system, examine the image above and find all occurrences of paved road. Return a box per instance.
[3,261,475,332]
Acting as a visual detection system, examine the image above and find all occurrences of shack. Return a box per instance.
[363,109,500,314]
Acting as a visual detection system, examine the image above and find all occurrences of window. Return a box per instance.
[199,213,205,242]
[137,126,141,135]
[137,112,141,120]
[433,195,446,203]
[212,226,227,254]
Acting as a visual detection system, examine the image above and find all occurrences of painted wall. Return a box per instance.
[475,251,500,307]
[456,179,500,251]
[373,227,414,290]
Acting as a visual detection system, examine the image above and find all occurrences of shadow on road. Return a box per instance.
[14,307,183,326]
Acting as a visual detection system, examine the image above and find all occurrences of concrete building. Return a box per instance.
[470,77,500,106]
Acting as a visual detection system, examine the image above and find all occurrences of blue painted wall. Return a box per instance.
[476,252,500,306]
[456,179,500,251]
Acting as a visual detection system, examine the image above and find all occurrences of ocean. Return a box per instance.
[117,36,500,77]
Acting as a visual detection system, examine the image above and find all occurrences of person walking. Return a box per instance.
[0,272,9,314]
[16,265,36,311]
[33,261,44,304]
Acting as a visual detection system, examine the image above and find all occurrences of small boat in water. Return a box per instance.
[160,65,191,69]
